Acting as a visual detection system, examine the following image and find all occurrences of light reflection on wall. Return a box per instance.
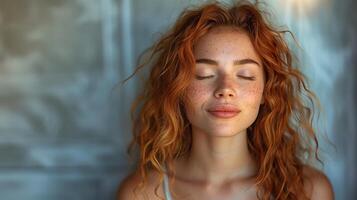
[278,0,331,16]
[272,0,351,199]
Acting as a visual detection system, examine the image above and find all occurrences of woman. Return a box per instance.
[117,1,334,200]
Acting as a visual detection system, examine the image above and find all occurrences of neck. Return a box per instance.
[181,128,257,185]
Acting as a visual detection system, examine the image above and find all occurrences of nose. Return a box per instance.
[214,75,236,99]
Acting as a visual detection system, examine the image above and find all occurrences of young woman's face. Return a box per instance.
[184,26,265,137]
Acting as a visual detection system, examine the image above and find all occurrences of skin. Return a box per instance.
[117,26,335,200]
[169,26,265,199]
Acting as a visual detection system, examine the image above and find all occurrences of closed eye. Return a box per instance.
[195,75,214,80]
[237,75,255,80]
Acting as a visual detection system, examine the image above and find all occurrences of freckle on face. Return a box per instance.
[187,84,209,100]
[187,81,263,107]
[183,26,268,138]
[241,83,264,95]
[236,82,263,102]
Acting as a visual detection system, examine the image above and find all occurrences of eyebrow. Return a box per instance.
[195,58,261,67]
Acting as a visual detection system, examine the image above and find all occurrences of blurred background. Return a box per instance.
[0,0,355,199]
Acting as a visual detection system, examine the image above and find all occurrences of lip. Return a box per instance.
[207,104,241,119]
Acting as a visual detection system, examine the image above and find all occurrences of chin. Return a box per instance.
[208,132,239,137]
[204,127,246,137]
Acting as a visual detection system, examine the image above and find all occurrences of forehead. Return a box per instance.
[193,26,260,61]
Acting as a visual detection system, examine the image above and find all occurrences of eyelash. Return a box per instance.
[238,75,256,81]
[195,75,255,81]
[195,75,214,80]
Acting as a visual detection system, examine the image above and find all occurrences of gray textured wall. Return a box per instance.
[0,0,124,199]
[0,0,356,199]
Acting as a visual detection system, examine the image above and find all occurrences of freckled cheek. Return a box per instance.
[239,84,264,105]
[186,84,211,107]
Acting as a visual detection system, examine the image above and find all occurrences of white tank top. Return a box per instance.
[163,171,173,200]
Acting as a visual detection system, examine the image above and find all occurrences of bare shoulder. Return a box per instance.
[116,169,163,200]
[302,165,334,200]
[116,170,142,200]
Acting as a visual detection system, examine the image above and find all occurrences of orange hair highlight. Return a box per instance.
[125,1,321,200]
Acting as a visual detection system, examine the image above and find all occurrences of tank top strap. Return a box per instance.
[163,165,173,200]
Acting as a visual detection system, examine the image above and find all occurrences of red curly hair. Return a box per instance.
[124,1,321,200]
